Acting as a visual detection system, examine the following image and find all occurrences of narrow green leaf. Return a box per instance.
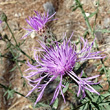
[72,6,79,11]
[9,65,17,72]
[95,29,110,33]
[5,42,11,50]
[52,98,59,109]
[4,91,8,96]
[88,11,97,18]
[34,102,50,108]
[63,82,69,93]
[38,103,50,107]
[4,89,14,99]
[0,52,3,64]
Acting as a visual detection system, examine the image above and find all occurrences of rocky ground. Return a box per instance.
[0,0,110,110]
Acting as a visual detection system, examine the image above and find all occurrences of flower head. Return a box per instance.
[22,11,56,38]
[24,33,105,105]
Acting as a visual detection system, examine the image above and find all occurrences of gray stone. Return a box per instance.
[43,2,55,17]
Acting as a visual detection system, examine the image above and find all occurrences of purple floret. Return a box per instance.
[24,33,105,105]
[22,11,56,38]
[0,20,2,24]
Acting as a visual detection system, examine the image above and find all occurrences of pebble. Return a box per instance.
[85,12,90,17]
[43,2,55,17]
[103,18,110,28]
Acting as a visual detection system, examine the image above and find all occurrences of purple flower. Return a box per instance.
[22,11,56,38]
[24,33,105,105]
[0,20,2,24]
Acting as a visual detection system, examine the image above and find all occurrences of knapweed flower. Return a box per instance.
[24,33,105,105]
[22,11,56,38]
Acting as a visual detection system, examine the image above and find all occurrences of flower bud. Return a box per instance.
[0,12,7,22]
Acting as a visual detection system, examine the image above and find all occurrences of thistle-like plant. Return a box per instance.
[24,33,105,105]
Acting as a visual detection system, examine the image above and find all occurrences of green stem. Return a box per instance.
[75,0,96,45]
[10,48,29,89]
[5,21,18,45]
[4,21,35,63]
[10,48,23,77]
[75,0,107,74]
[0,83,25,97]
[0,54,25,63]
[16,45,35,63]
[5,36,35,63]
[76,0,93,34]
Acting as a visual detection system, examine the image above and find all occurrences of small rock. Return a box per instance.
[103,18,110,28]
[14,13,21,17]
[43,2,55,17]
[30,31,36,39]
[95,31,104,44]
[85,12,90,17]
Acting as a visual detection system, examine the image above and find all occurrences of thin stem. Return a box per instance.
[10,48,29,89]
[5,21,18,45]
[75,0,96,44]
[0,54,25,63]
[15,46,35,63]
[4,21,35,63]
[5,36,35,63]
[0,83,25,97]
[74,0,107,75]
